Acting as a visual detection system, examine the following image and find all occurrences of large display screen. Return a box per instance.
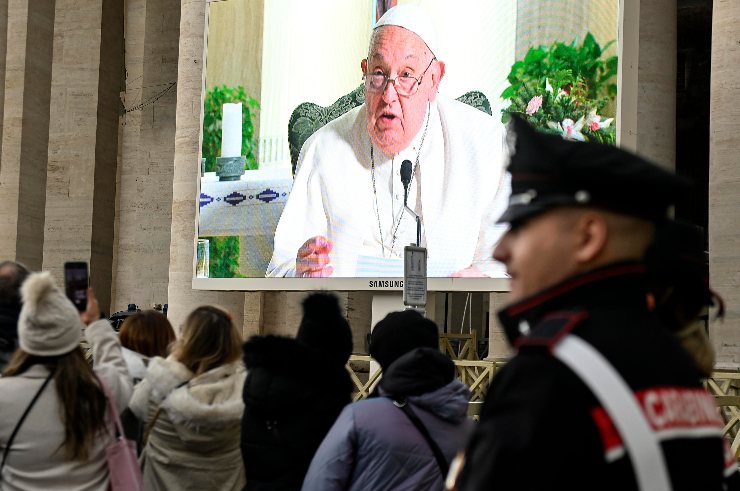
[194,0,619,291]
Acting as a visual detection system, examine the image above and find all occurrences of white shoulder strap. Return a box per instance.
[553,334,672,491]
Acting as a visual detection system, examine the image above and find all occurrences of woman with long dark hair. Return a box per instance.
[0,272,132,489]
[129,305,246,490]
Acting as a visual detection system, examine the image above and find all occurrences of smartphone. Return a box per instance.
[64,262,89,312]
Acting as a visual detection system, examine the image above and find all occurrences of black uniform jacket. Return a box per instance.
[457,262,739,491]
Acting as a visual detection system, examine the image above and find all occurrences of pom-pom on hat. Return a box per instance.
[296,292,353,366]
[374,4,439,58]
[370,309,439,372]
[18,271,84,357]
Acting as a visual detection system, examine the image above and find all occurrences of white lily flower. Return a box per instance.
[585,109,614,131]
[557,117,586,141]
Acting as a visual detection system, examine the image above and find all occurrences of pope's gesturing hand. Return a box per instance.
[296,236,334,277]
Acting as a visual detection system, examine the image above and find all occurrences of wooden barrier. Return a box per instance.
[346,355,382,401]
[440,332,479,360]
[454,360,498,402]
[346,355,500,403]
[706,369,740,457]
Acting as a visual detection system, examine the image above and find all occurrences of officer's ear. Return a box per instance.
[573,212,608,264]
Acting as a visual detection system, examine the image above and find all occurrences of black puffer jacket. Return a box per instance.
[241,335,353,491]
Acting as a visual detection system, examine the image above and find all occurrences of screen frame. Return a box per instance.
[193,276,512,292]
[192,0,631,293]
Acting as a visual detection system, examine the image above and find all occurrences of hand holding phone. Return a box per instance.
[64,262,88,312]
[79,288,101,325]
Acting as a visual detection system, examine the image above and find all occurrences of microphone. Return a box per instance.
[400,159,413,207]
[399,159,421,247]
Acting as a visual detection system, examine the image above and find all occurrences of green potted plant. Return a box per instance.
[200,85,260,278]
[501,33,618,144]
[201,85,260,171]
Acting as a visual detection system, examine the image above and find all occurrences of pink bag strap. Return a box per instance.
[95,374,126,439]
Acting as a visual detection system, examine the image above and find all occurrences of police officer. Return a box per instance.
[453,117,739,490]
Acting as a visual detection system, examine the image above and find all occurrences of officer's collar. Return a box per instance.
[498,261,649,347]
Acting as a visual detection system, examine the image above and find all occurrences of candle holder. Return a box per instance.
[216,155,246,181]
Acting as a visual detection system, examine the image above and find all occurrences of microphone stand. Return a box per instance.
[400,159,421,247]
[400,162,426,313]
[403,187,422,248]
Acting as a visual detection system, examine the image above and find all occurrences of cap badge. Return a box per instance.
[510,189,538,206]
[574,190,591,203]
[518,320,531,336]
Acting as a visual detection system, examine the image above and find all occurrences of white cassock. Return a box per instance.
[266,94,510,277]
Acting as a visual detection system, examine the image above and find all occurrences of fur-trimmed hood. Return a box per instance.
[133,355,246,428]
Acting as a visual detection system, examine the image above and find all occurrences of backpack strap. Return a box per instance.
[392,399,449,478]
[1,368,55,472]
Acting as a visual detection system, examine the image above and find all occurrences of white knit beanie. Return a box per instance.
[375,4,439,58]
[18,271,83,356]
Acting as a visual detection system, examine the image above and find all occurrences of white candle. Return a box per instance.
[221,102,242,157]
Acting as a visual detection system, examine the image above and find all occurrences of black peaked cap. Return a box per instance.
[497,115,690,224]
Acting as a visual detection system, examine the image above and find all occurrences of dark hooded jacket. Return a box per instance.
[241,335,353,491]
[301,348,474,491]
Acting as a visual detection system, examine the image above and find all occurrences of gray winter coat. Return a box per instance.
[302,349,474,491]
[0,319,132,491]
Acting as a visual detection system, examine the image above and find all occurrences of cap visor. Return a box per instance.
[496,203,550,224]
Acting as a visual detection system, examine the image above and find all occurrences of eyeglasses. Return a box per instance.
[363,57,437,97]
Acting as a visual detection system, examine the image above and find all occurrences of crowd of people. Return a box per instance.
[0,4,738,491]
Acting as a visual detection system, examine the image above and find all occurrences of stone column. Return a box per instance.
[42,0,123,312]
[709,0,740,365]
[0,0,8,154]
[487,292,512,361]
[636,0,676,169]
[618,0,677,169]
[0,0,55,269]
[167,0,245,332]
[112,0,180,313]
[347,291,373,353]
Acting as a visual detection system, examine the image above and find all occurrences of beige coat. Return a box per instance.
[0,319,133,490]
[129,355,246,491]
